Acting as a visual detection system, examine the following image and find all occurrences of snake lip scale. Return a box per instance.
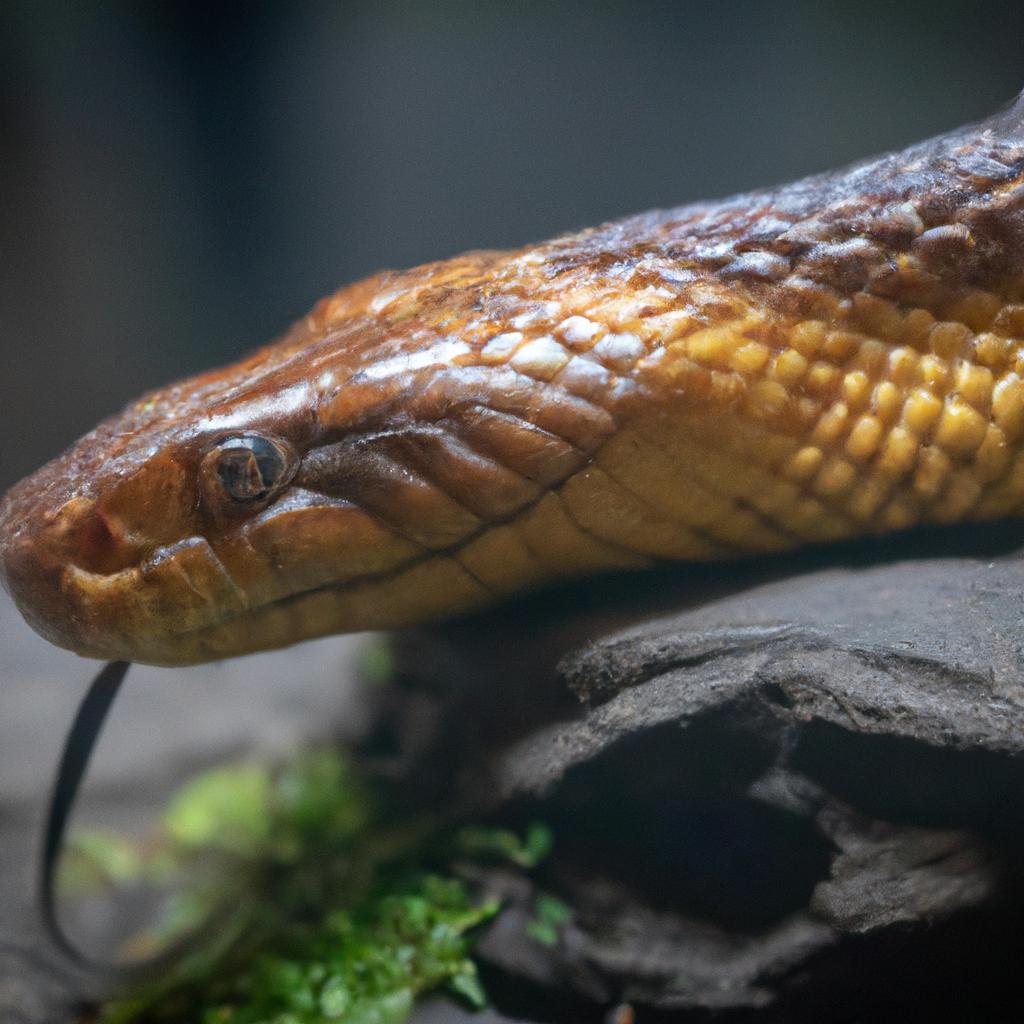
[2,92,1024,666]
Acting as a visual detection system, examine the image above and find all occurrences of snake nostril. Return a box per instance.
[10,496,144,577]
[75,510,120,572]
[68,506,144,575]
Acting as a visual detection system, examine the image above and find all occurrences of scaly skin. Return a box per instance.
[3,96,1024,666]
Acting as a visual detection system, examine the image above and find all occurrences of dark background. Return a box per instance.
[3,0,1024,493]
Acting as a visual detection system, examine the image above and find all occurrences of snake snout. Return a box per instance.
[0,487,249,662]
[0,491,145,651]
[0,494,103,650]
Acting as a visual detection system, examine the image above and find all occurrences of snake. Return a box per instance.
[2,94,1024,669]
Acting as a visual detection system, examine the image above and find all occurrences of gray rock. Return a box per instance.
[385,533,1024,1018]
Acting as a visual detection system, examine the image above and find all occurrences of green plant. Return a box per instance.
[62,749,552,1024]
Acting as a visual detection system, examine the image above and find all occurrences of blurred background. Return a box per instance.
[2,7,1024,1018]
[2,0,1024,493]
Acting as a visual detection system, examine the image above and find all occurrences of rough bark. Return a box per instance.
[379,527,1024,1020]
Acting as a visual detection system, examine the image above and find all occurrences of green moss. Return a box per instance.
[163,763,273,855]
[65,749,551,1024]
[452,821,553,868]
[125,875,497,1024]
[357,636,397,685]
[525,895,573,948]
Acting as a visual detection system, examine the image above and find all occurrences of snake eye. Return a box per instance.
[204,434,296,505]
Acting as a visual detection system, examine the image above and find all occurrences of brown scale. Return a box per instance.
[2,94,1024,665]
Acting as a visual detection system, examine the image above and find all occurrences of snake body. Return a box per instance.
[3,95,1024,666]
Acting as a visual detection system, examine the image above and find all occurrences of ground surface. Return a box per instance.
[0,591,519,1023]
[3,524,1024,1022]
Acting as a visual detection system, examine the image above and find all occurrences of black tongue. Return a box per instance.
[40,659,130,971]
[38,659,233,994]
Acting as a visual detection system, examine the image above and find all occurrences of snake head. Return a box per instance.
[5,95,1024,666]
[0,252,636,665]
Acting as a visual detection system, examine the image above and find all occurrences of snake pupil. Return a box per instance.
[215,435,287,502]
